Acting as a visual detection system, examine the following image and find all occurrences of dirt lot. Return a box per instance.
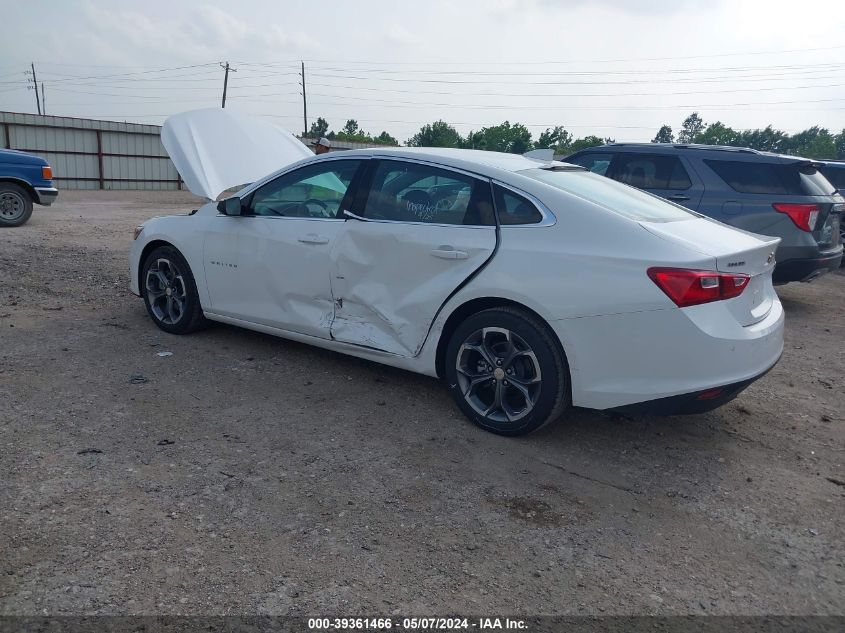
[1,190,843,616]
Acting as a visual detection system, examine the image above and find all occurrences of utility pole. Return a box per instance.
[301,61,308,136]
[28,63,41,115]
[220,61,236,108]
[41,83,45,116]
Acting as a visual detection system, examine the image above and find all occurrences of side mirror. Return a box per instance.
[217,196,243,216]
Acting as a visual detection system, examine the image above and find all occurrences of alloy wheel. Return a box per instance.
[455,327,542,423]
[145,257,187,325]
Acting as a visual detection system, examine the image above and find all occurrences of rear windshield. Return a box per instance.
[705,159,836,196]
[820,165,845,190]
[518,168,695,222]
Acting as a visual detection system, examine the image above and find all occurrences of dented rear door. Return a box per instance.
[329,159,497,357]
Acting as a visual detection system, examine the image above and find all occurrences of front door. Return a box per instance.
[329,159,497,357]
[203,159,363,338]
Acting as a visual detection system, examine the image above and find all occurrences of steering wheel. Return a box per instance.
[433,190,458,212]
[302,198,330,217]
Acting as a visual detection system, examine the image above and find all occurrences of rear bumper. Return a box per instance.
[34,186,58,206]
[611,356,779,416]
[553,292,784,411]
[773,247,843,283]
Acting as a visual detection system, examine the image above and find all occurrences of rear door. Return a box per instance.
[329,159,497,357]
[609,152,704,210]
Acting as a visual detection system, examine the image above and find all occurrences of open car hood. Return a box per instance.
[161,108,313,200]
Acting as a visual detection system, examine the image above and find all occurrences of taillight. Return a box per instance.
[773,203,818,232]
[42,165,53,180]
[647,267,750,308]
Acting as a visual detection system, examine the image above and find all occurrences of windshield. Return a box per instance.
[518,168,696,222]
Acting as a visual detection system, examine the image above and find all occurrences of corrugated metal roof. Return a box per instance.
[0,111,163,135]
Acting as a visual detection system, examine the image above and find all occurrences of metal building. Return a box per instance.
[1,111,396,191]
[1,111,181,190]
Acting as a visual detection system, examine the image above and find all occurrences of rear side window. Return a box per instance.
[493,185,543,225]
[706,160,836,196]
[821,165,845,190]
[566,152,613,176]
[363,160,494,225]
[611,154,691,190]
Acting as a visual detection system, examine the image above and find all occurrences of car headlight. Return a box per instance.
[133,225,145,240]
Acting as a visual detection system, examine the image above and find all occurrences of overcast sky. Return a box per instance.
[2,0,844,143]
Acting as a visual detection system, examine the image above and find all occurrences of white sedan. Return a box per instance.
[130,110,784,436]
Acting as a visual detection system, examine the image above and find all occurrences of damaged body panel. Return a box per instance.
[329,220,496,356]
[203,215,342,337]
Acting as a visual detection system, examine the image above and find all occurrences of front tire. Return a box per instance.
[0,183,33,227]
[141,245,207,334]
[444,307,569,436]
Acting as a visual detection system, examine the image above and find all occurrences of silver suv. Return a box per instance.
[565,144,843,283]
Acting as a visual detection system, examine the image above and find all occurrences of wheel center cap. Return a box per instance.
[165,287,172,296]
[494,368,505,380]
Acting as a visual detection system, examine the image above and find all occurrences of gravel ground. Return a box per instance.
[0,191,843,616]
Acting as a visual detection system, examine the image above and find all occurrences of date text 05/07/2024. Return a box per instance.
[307,617,528,630]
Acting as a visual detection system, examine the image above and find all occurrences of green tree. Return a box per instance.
[737,125,789,153]
[651,125,674,144]
[374,131,399,146]
[342,119,360,136]
[677,112,705,144]
[535,126,573,153]
[693,121,740,146]
[308,117,329,138]
[463,121,533,154]
[406,120,463,147]
[567,135,608,154]
[835,129,845,159]
[784,126,837,159]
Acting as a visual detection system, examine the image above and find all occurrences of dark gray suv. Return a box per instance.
[565,144,843,283]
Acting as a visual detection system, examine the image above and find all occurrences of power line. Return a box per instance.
[301,80,845,99]
[233,44,845,66]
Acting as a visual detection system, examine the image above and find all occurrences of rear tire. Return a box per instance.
[444,307,569,436]
[0,183,33,227]
[141,245,207,334]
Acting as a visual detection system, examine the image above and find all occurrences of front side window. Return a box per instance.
[566,152,613,176]
[611,154,691,190]
[363,160,494,225]
[248,160,361,218]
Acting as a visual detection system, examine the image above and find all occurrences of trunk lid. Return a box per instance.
[161,108,313,200]
[641,217,780,326]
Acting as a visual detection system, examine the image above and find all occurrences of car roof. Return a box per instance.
[323,146,560,178]
[568,143,818,163]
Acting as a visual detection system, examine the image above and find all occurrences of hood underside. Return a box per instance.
[161,108,313,200]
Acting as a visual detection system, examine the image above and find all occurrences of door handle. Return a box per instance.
[298,234,330,245]
[668,194,690,201]
[430,247,468,260]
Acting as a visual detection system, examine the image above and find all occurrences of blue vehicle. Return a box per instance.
[0,148,58,227]
[565,143,843,284]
